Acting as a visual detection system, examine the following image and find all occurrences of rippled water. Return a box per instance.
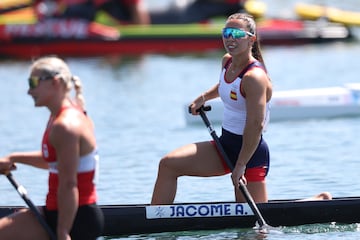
[1,46,360,239]
[1,0,360,239]
[111,223,360,240]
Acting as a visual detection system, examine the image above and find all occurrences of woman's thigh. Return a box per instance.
[162,141,227,177]
[0,208,49,240]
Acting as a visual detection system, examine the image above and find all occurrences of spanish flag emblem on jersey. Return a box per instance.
[230,90,237,100]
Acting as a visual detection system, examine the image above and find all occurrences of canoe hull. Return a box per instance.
[101,198,360,236]
[1,197,360,236]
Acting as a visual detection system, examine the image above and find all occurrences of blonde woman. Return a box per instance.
[0,56,103,240]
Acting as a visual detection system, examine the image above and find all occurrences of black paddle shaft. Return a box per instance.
[6,173,57,240]
[197,106,268,228]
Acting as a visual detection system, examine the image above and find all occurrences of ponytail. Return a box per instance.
[71,75,86,111]
[251,39,267,72]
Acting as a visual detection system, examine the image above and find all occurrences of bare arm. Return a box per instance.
[232,68,269,183]
[189,83,220,115]
[51,117,80,240]
[0,151,48,173]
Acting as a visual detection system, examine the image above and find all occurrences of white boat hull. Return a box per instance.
[185,83,360,124]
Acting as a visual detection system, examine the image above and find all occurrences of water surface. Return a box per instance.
[1,0,360,238]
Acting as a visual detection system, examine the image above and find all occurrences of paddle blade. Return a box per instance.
[253,222,283,234]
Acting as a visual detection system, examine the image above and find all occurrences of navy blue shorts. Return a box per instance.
[43,203,104,240]
[215,128,270,177]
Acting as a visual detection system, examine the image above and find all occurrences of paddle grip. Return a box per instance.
[188,105,211,114]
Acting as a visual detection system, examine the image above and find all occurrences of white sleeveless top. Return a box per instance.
[218,61,270,135]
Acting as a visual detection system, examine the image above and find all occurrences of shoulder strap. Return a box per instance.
[224,57,232,69]
[238,61,265,78]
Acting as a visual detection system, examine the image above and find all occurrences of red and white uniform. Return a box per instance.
[42,107,99,210]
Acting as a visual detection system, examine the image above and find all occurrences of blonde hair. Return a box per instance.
[227,13,267,71]
[30,56,86,110]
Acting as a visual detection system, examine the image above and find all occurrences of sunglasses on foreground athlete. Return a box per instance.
[222,27,255,39]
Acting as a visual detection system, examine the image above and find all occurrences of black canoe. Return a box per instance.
[0,197,360,237]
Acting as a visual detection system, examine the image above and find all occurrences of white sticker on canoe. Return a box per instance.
[146,203,254,219]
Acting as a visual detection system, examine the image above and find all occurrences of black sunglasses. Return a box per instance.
[28,75,55,89]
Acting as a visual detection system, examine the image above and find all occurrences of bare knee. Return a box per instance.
[317,192,332,200]
[157,155,178,177]
[298,192,333,201]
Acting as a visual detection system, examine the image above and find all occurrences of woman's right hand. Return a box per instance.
[189,94,206,115]
[0,156,16,174]
[231,164,247,188]
[58,233,71,240]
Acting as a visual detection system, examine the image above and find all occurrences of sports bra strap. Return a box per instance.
[238,61,265,78]
[224,58,266,79]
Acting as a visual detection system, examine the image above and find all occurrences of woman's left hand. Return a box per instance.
[231,164,247,187]
[0,156,16,174]
[57,231,71,240]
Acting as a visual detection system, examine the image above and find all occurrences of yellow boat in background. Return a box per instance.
[295,3,360,27]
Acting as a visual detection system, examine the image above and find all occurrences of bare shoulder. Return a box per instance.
[51,109,96,154]
[51,109,85,138]
[59,108,85,127]
[221,53,232,68]
[242,67,272,100]
[243,67,270,88]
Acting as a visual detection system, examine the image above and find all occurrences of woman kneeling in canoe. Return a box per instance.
[0,56,104,240]
[151,13,332,205]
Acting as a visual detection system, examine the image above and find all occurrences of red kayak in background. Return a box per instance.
[0,1,355,59]
[0,17,354,59]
